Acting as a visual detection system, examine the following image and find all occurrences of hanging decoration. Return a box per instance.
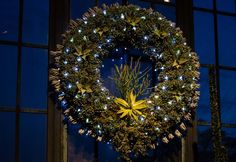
[50,4,200,161]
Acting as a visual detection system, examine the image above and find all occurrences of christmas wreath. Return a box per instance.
[50,4,200,161]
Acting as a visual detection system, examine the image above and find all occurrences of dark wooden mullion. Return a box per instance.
[15,0,24,161]
[141,0,176,7]
[193,7,236,17]
[47,0,70,162]
[0,40,48,49]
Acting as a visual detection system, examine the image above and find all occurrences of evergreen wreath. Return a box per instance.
[50,4,200,161]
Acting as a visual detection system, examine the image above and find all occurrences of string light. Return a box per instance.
[104,104,108,110]
[162,86,167,91]
[67,83,72,89]
[77,57,82,62]
[78,29,82,33]
[176,49,180,55]
[154,95,159,99]
[73,66,78,72]
[65,47,70,54]
[103,10,107,15]
[84,21,88,24]
[164,76,169,80]
[179,76,183,80]
[120,13,125,19]
[102,64,105,68]
[112,59,115,62]
[86,118,89,123]
[168,100,172,105]
[141,16,146,19]
[132,26,137,31]
[115,48,119,52]
[70,37,74,42]
[144,35,149,40]
[155,127,160,131]
[158,17,163,20]
[63,71,69,78]
[63,60,68,65]
[164,116,169,121]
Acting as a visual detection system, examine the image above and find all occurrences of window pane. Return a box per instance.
[0,112,15,162]
[20,113,47,162]
[0,45,17,107]
[20,48,48,109]
[128,0,151,8]
[155,4,176,22]
[193,0,213,9]
[197,126,214,162]
[0,0,18,40]
[194,11,215,64]
[218,15,236,67]
[68,124,96,162]
[71,0,95,19]
[99,142,121,162]
[222,127,236,162]
[220,70,236,124]
[99,0,122,6]
[22,0,49,44]
[216,0,236,13]
[198,68,211,122]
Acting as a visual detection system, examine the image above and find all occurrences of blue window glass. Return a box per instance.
[0,112,15,162]
[71,0,95,19]
[198,68,211,122]
[20,48,48,109]
[197,126,214,162]
[99,0,122,6]
[193,0,213,9]
[155,4,176,22]
[220,70,236,124]
[128,0,150,8]
[194,11,215,64]
[20,113,47,162]
[101,58,125,97]
[216,0,236,13]
[218,15,236,67]
[68,123,96,162]
[0,0,19,40]
[222,127,236,162]
[0,45,17,107]
[22,0,49,44]
[99,142,121,162]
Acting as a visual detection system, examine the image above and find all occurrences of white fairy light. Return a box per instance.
[155,127,160,131]
[179,76,183,80]
[115,48,119,52]
[63,71,69,77]
[123,27,126,31]
[73,66,78,72]
[154,68,158,72]
[162,86,167,91]
[84,21,88,24]
[158,17,163,20]
[168,101,172,105]
[78,29,82,33]
[164,76,169,80]
[63,60,68,65]
[67,83,72,89]
[164,116,169,121]
[120,57,123,60]
[70,37,74,42]
[93,29,97,33]
[86,118,89,123]
[124,47,127,50]
[154,95,159,99]
[104,104,108,110]
[106,96,111,100]
[77,57,82,62]
[176,49,180,55]
[112,59,115,62]
[144,35,149,40]
[120,13,125,19]
[141,16,146,19]
[147,100,152,104]
[83,36,87,40]
[92,13,96,17]
[65,47,70,53]
[182,107,186,111]
[94,54,99,58]
[103,10,107,15]
[102,64,105,68]
[160,66,165,70]
[132,26,137,31]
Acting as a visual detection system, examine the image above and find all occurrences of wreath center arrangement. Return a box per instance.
[50,4,200,161]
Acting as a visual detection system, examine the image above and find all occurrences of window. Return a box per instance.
[193,0,236,161]
[0,0,49,161]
